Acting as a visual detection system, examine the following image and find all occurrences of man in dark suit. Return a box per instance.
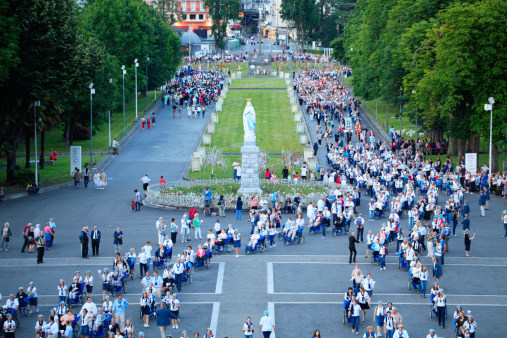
[432,257,443,283]
[80,227,89,259]
[349,232,360,264]
[91,225,101,256]
[113,227,123,254]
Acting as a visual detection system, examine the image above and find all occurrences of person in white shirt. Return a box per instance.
[3,314,16,336]
[362,273,375,297]
[384,310,396,337]
[434,289,446,328]
[169,294,180,329]
[27,281,38,313]
[156,218,166,245]
[248,230,260,248]
[426,328,438,338]
[80,296,98,318]
[141,271,152,289]
[151,270,163,303]
[140,174,151,197]
[43,315,59,338]
[393,324,409,338]
[180,214,190,243]
[348,299,361,334]
[102,295,113,316]
[142,241,153,272]
[259,311,275,337]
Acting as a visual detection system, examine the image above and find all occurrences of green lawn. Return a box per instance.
[1,91,157,185]
[0,155,104,185]
[230,78,286,89]
[187,155,312,180]
[15,91,158,155]
[210,89,301,153]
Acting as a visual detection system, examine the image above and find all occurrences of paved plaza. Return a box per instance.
[1,81,507,338]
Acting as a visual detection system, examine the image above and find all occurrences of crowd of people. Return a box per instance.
[2,54,505,337]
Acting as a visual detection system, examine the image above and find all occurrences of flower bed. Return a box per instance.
[145,178,351,209]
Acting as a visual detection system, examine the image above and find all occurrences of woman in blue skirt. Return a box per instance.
[80,308,91,337]
[233,229,241,258]
[373,301,384,337]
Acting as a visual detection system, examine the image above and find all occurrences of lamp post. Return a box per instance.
[33,100,40,186]
[122,65,126,134]
[412,90,417,143]
[188,26,192,59]
[108,78,112,149]
[376,83,381,121]
[89,83,95,165]
[146,56,149,111]
[134,59,139,120]
[399,87,402,134]
[484,97,495,185]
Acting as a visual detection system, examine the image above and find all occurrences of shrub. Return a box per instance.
[303,49,324,54]
[14,168,40,185]
[72,125,96,141]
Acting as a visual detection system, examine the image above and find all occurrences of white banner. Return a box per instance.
[344,117,353,131]
[465,153,477,174]
[70,146,82,175]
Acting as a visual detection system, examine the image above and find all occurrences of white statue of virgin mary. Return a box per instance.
[243,99,256,139]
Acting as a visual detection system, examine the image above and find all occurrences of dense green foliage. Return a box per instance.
[204,0,240,50]
[0,0,181,180]
[338,0,507,170]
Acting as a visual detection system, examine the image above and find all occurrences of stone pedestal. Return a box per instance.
[300,134,308,145]
[307,157,317,170]
[294,113,302,122]
[279,71,284,79]
[202,134,211,146]
[304,148,313,161]
[216,102,223,112]
[191,157,201,172]
[236,71,242,79]
[207,122,215,134]
[297,122,305,133]
[292,104,298,113]
[197,146,206,158]
[212,112,219,123]
[231,73,236,80]
[238,137,263,195]
[285,79,291,86]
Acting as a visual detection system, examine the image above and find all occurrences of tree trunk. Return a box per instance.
[64,120,71,148]
[25,132,31,168]
[448,137,457,156]
[469,132,480,154]
[40,129,45,170]
[457,139,466,163]
[491,142,498,173]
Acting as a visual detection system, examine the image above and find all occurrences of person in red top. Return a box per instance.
[21,223,31,253]
[159,176,166,186]
[189,207,197,221]
[265,169,271,180]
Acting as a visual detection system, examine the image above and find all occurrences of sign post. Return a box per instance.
[465,153,477,174]
[70,146,82,174]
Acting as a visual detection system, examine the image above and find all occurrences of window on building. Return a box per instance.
[189,14,196,20]
[191,2,195,11]
[198,14,204,20]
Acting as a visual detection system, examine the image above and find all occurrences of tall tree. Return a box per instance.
[0,0,20,83]
[155,0,182,25]
[204,0,240,50]
[280,0,318,50]
[0,0,87,180]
